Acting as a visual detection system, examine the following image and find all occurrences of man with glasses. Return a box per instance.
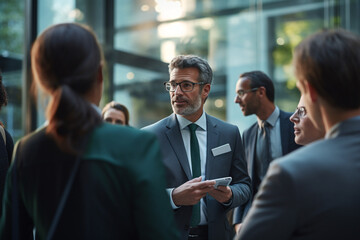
[289,96,324,146]
[236,28,360,240]
[232,71,300,232]
[143,55,251,240]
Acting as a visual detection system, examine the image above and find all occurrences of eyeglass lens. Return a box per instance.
[165,81,196,92]
[295,107,306,117]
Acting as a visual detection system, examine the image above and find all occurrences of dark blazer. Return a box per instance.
[0,123,179,240]
[237,116,360,240]
[143,113,251,240]
[233,110,301,224]
[0,129,14,216]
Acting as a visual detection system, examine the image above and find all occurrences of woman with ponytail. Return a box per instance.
[0,23,179,240]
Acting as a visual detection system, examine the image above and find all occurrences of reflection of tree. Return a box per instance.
[176,26,209,57]
[0,0,25,54]
[272,19,323,90]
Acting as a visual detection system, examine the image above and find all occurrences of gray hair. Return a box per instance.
[168,55,213,84]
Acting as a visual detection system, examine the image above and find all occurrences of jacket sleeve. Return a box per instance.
[236,161,296,240]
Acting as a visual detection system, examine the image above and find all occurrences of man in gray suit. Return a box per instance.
[236,29,360,240]
[233,71,300,231]
[143,55,251,240]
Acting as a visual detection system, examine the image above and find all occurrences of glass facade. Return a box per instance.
[0,0,359,140]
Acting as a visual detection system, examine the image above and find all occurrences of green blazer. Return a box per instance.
[0,123,179,240]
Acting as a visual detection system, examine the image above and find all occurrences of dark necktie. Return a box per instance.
[188,123,201,227]
[256,121,272,181]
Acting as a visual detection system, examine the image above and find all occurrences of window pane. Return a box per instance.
[0,0,25,141]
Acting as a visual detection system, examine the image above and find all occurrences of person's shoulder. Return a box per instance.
[206,114,237,129]
[11,127,50,163]
[273,139,326,171]
[95,123,156,142]
[243,122,257,133]
[86,123,159,162]
[17,127,47,147]
[279,109,293,119]
[142,115,173,132]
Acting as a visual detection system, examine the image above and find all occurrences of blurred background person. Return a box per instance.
[0,23,179,240]
[0,69,14,216]
[233,71,300,232]
[102,101,130,125]
[289,95,325,145]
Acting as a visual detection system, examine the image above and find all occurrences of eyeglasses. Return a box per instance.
[293,106,307,118]
[236,88,258,98]
[164,81,205,92]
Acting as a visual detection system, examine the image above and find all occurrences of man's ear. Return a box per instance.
[306,81,318,103]
[257,86,266,98]
[202,84,211,99]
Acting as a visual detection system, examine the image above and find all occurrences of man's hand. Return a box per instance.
[172,177,215,206]
[208,185,233,203]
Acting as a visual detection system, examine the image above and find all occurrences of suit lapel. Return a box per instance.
[205,114,220,180]
[279,111,290,154]
[248,125,258,180]
[165,114,192,180]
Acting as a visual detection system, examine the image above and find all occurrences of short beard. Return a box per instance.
[172,94,202,116]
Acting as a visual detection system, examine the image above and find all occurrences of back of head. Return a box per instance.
[31,23,103,154]
[168,55,213,84]
[240,71,275,102]
[294,29,360,109]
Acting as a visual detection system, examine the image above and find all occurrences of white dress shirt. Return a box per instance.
[167,112,208,225]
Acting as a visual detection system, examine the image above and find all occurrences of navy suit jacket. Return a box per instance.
[143,113,251,240]
[233,110,301,224]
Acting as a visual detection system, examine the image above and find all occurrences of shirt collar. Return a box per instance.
[176,112,207,131]
[257,106,280,128]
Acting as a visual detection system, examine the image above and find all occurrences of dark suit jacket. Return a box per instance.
[233,110,301,224]
[143,113,251,240]
[0,129,14,217]
[0,123,179,240]
[237,116,360,240]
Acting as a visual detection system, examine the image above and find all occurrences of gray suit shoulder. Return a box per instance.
[206,114,239,131]
[142,115,171,133]
[272,138,325,173]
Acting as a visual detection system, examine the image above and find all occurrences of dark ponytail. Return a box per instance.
[31,23,103,154]
[46,85,101,154]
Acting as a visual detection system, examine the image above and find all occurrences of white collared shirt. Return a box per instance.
[177,112,207,178]
[168,112,208,225]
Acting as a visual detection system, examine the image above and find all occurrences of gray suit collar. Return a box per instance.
[205,114,220,180]
[326,116,360,139]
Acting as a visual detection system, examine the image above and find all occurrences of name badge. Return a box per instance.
[211,143,231,156]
